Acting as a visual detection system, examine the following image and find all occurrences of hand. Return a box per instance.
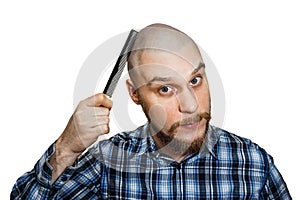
[50,93,112,183]
[57,93,112,155]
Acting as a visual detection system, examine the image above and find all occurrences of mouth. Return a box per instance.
[180,121,200,129]
[179,114,201,129]
[168,112,211,133]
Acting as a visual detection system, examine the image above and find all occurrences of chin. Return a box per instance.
[167,133,204,156]
[174,130,200,143]
[175,121,207,141]
[154,119,209,155]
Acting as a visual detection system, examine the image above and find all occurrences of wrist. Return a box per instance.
[54,138,82,165]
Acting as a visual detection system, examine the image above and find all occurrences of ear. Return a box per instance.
[126,79,140,105]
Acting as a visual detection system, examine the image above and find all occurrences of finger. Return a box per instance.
[85,93,113,108]
[87,116,110,127]
[79,107,110,120]
[92,124,110,134]
[93,107,110,116]
[95,116,110,126]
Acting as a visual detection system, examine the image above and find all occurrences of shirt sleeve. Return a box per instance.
[260,154,292,200]
[10,142,102,199]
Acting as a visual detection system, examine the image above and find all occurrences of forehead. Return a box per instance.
[141,47,200,64]
[131,49,204,80]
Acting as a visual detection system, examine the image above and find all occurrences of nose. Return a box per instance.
[177,88,198,113]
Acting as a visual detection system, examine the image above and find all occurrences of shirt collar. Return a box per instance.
[199,125,219,159]
[138,122,220,160]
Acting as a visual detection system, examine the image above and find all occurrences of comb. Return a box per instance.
[103,29,138,97]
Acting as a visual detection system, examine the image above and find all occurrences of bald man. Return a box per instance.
[11,24,291,199]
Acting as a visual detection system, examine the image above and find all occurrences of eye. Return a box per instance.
[190,76,201,86]
[159,86,173,95]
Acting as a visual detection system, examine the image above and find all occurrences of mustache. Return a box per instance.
[168,112,211,133]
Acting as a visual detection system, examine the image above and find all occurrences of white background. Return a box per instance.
[1,1,299,199]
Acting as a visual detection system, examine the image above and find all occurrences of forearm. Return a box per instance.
[11,142,101,199]
[11,93,111,198]
[49,138,82,184]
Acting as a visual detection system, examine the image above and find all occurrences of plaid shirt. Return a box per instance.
[11,124,291,199]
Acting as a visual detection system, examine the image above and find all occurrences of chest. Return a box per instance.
[99,158,265,199]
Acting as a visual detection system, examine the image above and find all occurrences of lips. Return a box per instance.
[180,121,200,129]
[168,112,210,133]
[179,115,201,130]
[179,114,201,126]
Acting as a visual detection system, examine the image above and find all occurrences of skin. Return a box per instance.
[127,49,211,162]
[50,94,112,184]
[49,23,211,183]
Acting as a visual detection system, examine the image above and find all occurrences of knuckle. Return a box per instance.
[78,100,86,107]
[73,112,80,121]
[102,117,109,125]
[97,93,105,102]
[74,110,84,121]
[99,107,109,115]
[103,108,110,115]
[102,125,109,133]
[97,116,109,124]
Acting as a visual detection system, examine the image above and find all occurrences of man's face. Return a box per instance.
[127,49,211,154]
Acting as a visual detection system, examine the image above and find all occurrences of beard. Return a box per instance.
[153,112,211,156]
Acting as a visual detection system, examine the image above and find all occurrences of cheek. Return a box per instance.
[164,103,179,122]
[195,85,211,110]
[155,100,180,129]
[143,98,179,131]
[197,92,210,108]
[148,104,167,130]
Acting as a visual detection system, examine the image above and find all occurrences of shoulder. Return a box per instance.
[90,124,150,161]
[214,126,266,152]
[213,126,273,170]
[104,124,148,149]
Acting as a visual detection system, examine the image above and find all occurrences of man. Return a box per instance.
[11,24,291,199]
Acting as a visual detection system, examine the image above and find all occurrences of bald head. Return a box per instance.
[128,23,203,72]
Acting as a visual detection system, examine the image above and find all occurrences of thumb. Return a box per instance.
[86,93,113,108]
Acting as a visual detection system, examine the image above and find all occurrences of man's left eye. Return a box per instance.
[190,76,201,86]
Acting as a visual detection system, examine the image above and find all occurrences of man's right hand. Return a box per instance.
[50,93,112,183]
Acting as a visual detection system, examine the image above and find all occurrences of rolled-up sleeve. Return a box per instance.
[11,143,101,199]
[11,143,56,199]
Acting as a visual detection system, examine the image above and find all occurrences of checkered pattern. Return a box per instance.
[11,124,291,199]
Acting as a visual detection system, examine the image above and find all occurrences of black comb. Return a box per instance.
[103,29,138,97]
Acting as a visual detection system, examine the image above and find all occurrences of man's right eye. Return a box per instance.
[159,86,173,95]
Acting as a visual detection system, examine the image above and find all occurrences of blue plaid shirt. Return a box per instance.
[11,124,291,199]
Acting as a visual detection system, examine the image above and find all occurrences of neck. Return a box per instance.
[152,134,188,162]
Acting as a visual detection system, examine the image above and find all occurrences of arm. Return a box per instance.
[11,143,103,199]
[11,93,112,199]
[11,143,55,199]
[260,155,292,199]
[50,93,112,183]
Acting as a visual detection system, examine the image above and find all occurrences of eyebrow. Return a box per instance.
[146,62,205,86]
[147,77,173,85]
[192,62,205,74]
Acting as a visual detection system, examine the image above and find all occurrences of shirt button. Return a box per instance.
[61,176,67,182]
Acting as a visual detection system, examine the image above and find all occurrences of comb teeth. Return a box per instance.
[105,56,126,96]
[103,30,138,97]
